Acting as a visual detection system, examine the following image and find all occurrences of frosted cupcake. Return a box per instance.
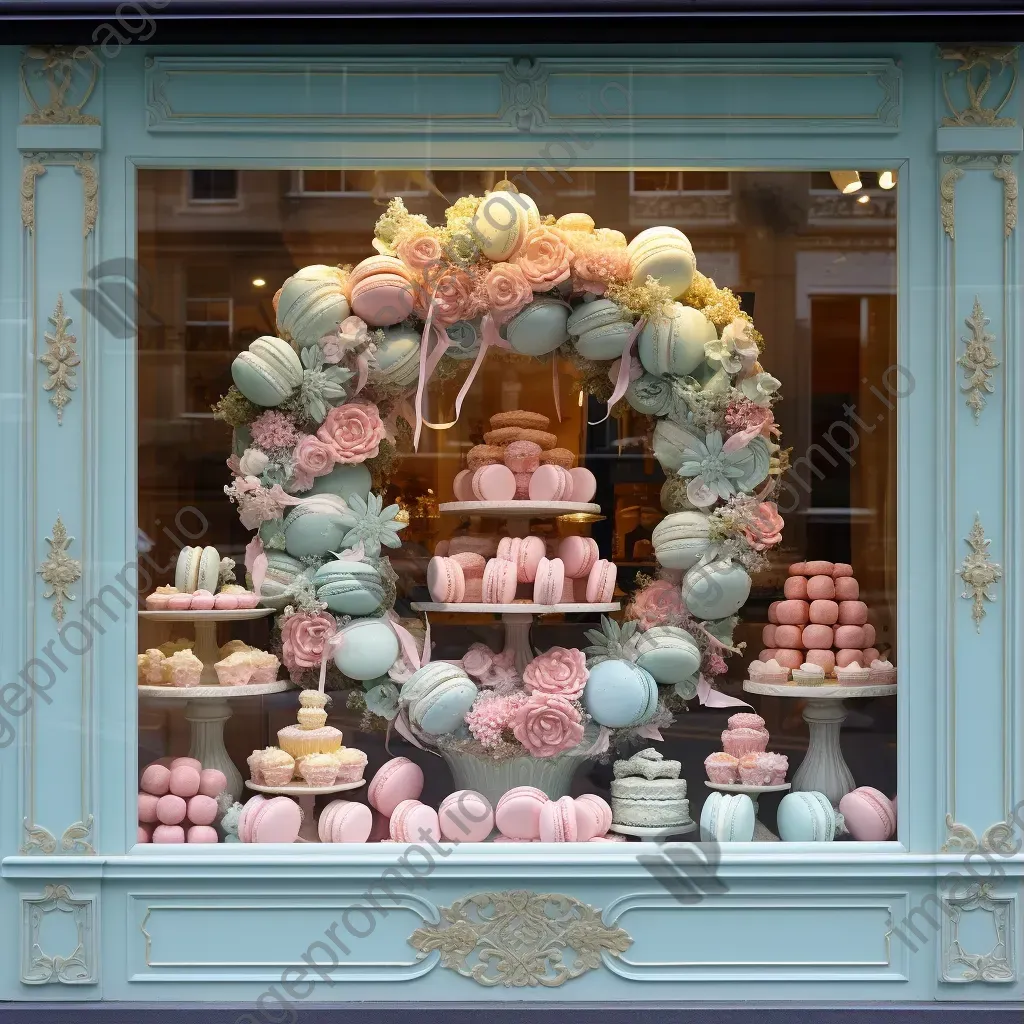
[299,753,339,787]
[837,660,871,686]
[334,747,369,783]
[728,713,766,732]
[705,752,740,784]
[792,661,827,685]
[215,651,254,686]
[219,639,252,659]
[158,638,193,657]
[145,585,178,610]
[869,658,896,684]
[747,661,765,680]
[757,657,789,684]
[247,749,266,785]
[738,752,774,786]
[722,726,769,758]
[278,690,342,757]
[160,649,202,687]
[764,752,789,785]
[260,747,296,786]
[249,651,280,684]
[137,649,165,685]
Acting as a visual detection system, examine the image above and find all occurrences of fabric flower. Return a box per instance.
[336,492,406,558]
[740,371,781,407]
[484,262,533,323]
[630,579,686,629]
[678,430,769,508]
[317,400,386,464]
[396,231,444,274]
[298,347,353,424]
[225,478,301,530]
[743,501,784,551]
[571,247,630,293]
[514,227,574,291]
[466,692,526,748]
[462,643,496,682]
[705,318,759,377]
[238,448,269,477]
[512,693,584,758]
[523,647,588,699]
[250,410,300,450]
[417,267,478,326]
[280,611,337,679]
[293,435,336,480]
[724,398,773,437]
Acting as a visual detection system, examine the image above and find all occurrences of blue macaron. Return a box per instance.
[333,618,400,681]
[681,559,751,621]
[777,791,840,843]
[502,298,570,357]
[283,495,349,559]
[583,659,659,728]
[313,559,386,616]
[306,463,373,504]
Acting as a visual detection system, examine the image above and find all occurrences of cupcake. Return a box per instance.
[299,753,339,787]
[158,638,193,657]
[837,660,871,686]
[247,748,266,785]
[160,649,202,687]
[297,706,328,730]
[722,727,769,758]
[757,657,790,684]
[738,752,774,786]
[248,650,280,684]
[704,752,740,784]
[334,747,369,783]
[869,659,896,684]
[191,589,216,611]
[215,651,254,687]
[764,752,789,785]
[260,747,296,786]
[792,662,827,685]
[747,661,765,680]
[137,649,165,685]
[727,713,765,732]
[220,639,252,659]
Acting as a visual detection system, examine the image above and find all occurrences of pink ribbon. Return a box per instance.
[353,350,371,395]
[696,673,752,710]
[384,396,418,445]
[552,352,562,423]
[590,317,645,425]
[413,283,443,450]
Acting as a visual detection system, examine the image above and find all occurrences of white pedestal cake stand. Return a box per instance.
[608,821,697,839]
[742,680,898,806]
[705,781,791,841]
[246,780,366,842]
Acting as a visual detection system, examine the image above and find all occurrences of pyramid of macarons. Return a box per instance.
[137,757,228,844]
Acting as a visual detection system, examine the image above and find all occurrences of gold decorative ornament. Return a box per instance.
[957,297,1000,422]
[993,156,1018,235]
[940,161,964,238]
[409,890,632,987]
[21,160,46,232]
[38,516,82,625]
[21,821,57,855]
[20,46,100,125]
[40,295,80,425]
[74,154,98,237]
[939,45,1019,127]
[957,514,1002,633]
[61,816,95,855]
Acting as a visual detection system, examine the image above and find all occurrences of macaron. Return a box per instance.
[567,467,597,503]
[152,824,185,844]
[171,757,202,771]
[283,495,349,559]
[483,557,518,604]
[513,536,546,583]
[495,786,548,840]
[231,335,303,407]
[140,764,171,796]
[453,469,475,501]
[777,791,840,843]
[583,659,658,728]
[504,440,543,473]
[257,552,306,610]
[838,787,896,841]
[348,255,416,327]
[156,794,187,826]
[835,625,866,648]
[138,793,159,824]
[390,799,441,843]
[168,764,201,799]
[275,265,350,348]
[318,800,373,843]
[784,576,809,600]
[472,190,531,261]
[314,558,386,616]
[244,795,302,843]
[838,600,869,625]
[502,298,570,357]
[187,825,219,844]
[801,624,834,650]
[775,599,810,625]
[368,757,424,817]
[633,625,701,685]
[585,558,617,604]
[367,326,421,390]
[809,600,839,625]
[682,559,751,620]
[652,511,712,572]
[427,555,466,604]
[186,794,219,826]
[628,226,696,298]
[174,546,202,593]
[401,662,477,736]
[807,575,836,601]
[539,796,579,842]
[529,464,573,502]
[333,618,400,680]
[773,625,802,649]
[450,551,486,579]
[574,794,612,842]
[533,557,566,606]
[804,560,835,576]
[638,302,715,378]
[835,577,860,601]
[439,790,494,843]
[566,297,622,337]
[472,464,517,502]
[558,536,599,579]
[716,792,756,842]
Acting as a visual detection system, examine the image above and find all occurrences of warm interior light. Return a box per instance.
[252,277,266,288]
[578,390,584,407]
[878,169,897,190]
[830,170,862,194]
[857,194,871,205]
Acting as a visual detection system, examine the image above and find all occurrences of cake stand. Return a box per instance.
[705,781,791,841]
[138,681,291,802]
[139,607,275,685]
[742,679,898,805]
[607,821,697,839]
[439,500,601,519]
[245,779,366,842]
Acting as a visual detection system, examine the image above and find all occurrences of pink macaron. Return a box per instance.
[559,577,576,603]
[463,579,483,602]
[434,540,451,556]
[247,795,302,843]
[156,794,187,826]
[513,471,533,499]
[758,649,777,662]
[439,790,494,843]
[198,768,227,798]
[801,624,834,650]
[804,560,835,576]
[186,794,219,826]
[319,799,373,843]
[171,757,202,771]
[835,624,865,648]
[169,764,201,799]
[767,602,781,625]
[837,600,869,625]
[783,576,808,600]
[453,469,475,501]
[448,536,498,558]
[514,536,546,583]
[483,557,518,604]
[529,464,573,502]
[214,592,240,609]
[761,624,777,647]
[167,594,193,611]
[862,647,881,665]
[809,599,839,625]
[137,824,153,843]
[349,256,416,326]
[832,563,854,578]
[503,440,543,473]
[495,786,548,840]
[775,599,810,625]
[153,824,185,844]
[774,649,803,670]
[540,796,579,842]
[834,577,860,601]
[586,558,617,603]
[187,825,219,843]
[368,757,424,817]
[390,799,441,843]
[806,575,836,601]
[190,589,215,611]
[140,763,171,796]
[862,623,877,647]
[574,794,612,842]
[838,786,896,840]
[773,624,802,649]
[567,467,597,503]
[534,557,566,605]
[450,551,486,580]
[472,464,516,502]
[138,792,160,824]
[558,536,599,579]
[427,555,466,604]
[836,649,864,668]
[788,562,809,575]
[805,649,837,673]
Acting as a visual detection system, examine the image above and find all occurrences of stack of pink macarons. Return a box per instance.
[145,589,260,611]
[137,757,227,843]
[493,787,622,842]
[453,461,597,505]
[760,561,883,675]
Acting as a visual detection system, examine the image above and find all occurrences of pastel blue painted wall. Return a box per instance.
[0,41,1021,1006]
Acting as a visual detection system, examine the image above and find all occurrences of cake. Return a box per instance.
[611,748,691,828]
[160,649,202,688]
[277,689,343,757]
[612,748,682,781]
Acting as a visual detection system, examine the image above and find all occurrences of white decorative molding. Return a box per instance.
[40,295,80,425]
[20,821,57,855]
[940,161,964,238]
[19,817,95,856]
[957,296,1000,422]
[61,816,95,856]
[941,883,1016,983]
[20,46,100,126]
[409,890,631,987]
[500,57,548,132]
[939,46,1019,127]
[20,884,98,985]
[21,159,45,232]
[37,515,81,625]
[993,156,1018,235]
[74,153,98,237]
[941,813,1020,854]
[21,152,99,238]
[957,513,1003,632]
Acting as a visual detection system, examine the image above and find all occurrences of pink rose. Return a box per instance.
[523,647,588,699]
[630,579,685,629]
[319,335,345,365]
[395,231,443,273]
[294,435,336,479]
[514,227,574,291]
[280,612,337,679]
[512,693,584,758]
[744,502,784,551]
[572,248,630,293]
[484,262,533,323]
[416,267,478,327]
[317,400,386,464]
[462,643,496,682]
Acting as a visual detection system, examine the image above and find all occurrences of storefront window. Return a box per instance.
[136,168,897,846]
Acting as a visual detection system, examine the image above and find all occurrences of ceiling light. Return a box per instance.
[878,169,897,190]
[830,170,862,194]
[252,277,266,288]
[857,195,870,204]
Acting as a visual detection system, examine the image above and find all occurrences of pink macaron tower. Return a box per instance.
[757,561,891,679]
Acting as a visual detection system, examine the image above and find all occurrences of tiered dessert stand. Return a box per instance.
[608,821,697,839]
[138,608,290,801]
[742,678,897,805]
[705,781,791,841]
[245,780,365,842]
[415,501,618,672]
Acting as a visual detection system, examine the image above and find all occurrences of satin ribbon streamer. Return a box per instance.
[590,317,646,426]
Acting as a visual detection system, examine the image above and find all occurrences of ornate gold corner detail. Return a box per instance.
[61,816,95,855]
[37,515,81,625]
[21,160,46,232]
[957,514,1002,633]
[74,154,98,237]
[409,890,632,987]
[21,821,57,855]
[940,160,964,238]
[957,297,1000,421]
[994,156,1018,235]
[939,45,1019,127]
[40,295,80,425]
[20,46,100,125]
[942,814,1019,855]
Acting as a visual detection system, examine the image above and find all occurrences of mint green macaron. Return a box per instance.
[231,336,303,407]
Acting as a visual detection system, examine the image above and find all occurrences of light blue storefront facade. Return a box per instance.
[0,40,1021,1010]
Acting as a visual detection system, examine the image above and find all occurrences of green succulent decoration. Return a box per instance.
[583,615,640,667]
[296,346,354,424]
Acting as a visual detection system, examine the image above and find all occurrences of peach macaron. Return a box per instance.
[806,575,836,600]
[805,649,836,674]
[834,625,865,648]
[773,624,802,649]
[774,649,803,670]
[837,600,868,625]
[834,577,860,601]
[801,624,834,650]
[809,599,839,625]
[804,560,834,576]
[775,600,810,625]
[783,576,808,600]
